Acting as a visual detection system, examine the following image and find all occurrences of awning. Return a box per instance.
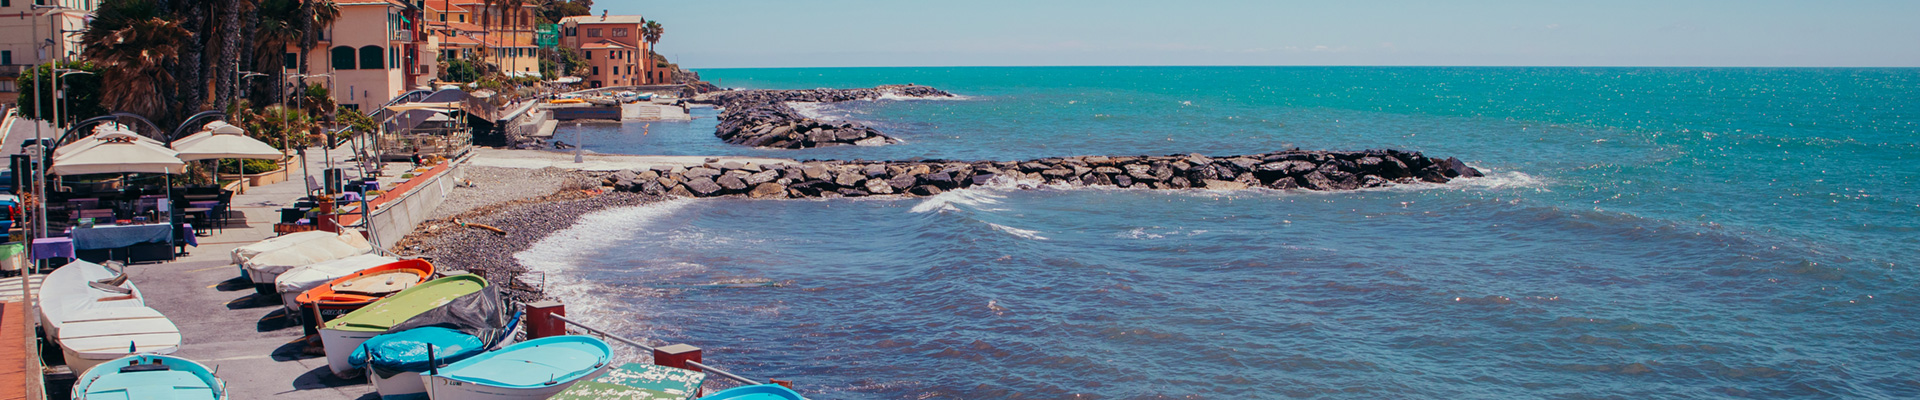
[52,130,186,175]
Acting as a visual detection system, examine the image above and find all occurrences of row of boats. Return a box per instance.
[40,230,805,399]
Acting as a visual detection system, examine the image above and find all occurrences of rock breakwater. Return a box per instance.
[697,85,954,149]
[604,149,1484,199]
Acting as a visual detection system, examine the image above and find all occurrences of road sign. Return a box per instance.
[536,23,559,48]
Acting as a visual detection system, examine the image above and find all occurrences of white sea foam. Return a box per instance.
[988,223,1048,240]
[514,199,696,327]
[785,101,844,121]
[909,188,1006,213]
[876,93,973,101]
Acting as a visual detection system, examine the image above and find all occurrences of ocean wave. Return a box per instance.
[909,188,1007,213]
[513,199,697,327]
[987,223,1048,240]
[785,101,850,122]
[877,92,974,101]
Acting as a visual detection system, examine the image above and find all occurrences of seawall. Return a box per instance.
[604,149,1485,199]
[694,85,954,149]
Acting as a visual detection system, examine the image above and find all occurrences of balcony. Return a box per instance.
[0,65,23,77]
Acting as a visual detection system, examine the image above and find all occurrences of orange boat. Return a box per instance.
[294,259,435,332]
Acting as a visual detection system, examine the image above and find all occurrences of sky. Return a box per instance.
[603,0,1920,69]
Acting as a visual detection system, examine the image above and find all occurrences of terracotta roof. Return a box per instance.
[338,0,408,7]
[562,15,645,25]
[425,21,486,32]
[478,34,535,48]
[580,40,632,50]
[438,35,483,46]
[426,2,468,12]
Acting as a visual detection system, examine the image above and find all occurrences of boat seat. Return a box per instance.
[119,363,172,373]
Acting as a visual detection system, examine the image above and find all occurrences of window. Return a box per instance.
[1,51,10,65]
[592,66,599,76]
[0,81,14,93]
[587,28,601,38]
[613,28,628,37]
[585,50,592,60]
[459,14,465,23]
[565,26,576,37]
[390,47,399,69]
[331,46,356,70]
[613,66,619,75]
[439,13,446,22]
[284,52,297,69]
[359,45,384,69]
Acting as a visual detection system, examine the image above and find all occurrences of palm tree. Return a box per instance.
[254,0,303,105]
[641,20,663,83]
[214,0,247,111]
[296,0,340,78]
[82,2,193,120]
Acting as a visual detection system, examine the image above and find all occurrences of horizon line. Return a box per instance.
[689,64,1920,70]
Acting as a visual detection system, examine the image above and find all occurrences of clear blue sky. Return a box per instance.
[605,0,1920,68]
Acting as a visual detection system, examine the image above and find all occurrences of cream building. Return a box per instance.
[0,0,95,104]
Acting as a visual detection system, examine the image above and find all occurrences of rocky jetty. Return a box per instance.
[604,149,1484,199]
[697,85,954,149]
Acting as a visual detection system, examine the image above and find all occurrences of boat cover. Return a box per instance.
[273,254,400,307]
[231,231,341,264]
[59,307,182,359]
[349,326,486,378]
[387,284,509,347]
[243,232,373,285]
[37,260,143,336]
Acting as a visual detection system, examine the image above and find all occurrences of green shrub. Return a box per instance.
[218,159,281,175]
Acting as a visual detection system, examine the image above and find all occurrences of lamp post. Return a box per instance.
[284,73,333,195]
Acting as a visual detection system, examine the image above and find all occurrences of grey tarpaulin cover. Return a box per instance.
[386,283,509,347]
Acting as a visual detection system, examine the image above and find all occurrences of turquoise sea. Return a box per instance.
[526,67,1919,398]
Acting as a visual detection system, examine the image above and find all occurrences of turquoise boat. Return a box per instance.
[423,335,613,399]
[71,354,225,400]
[701,384,806,400]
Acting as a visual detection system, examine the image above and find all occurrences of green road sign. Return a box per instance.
[536,23,560,48]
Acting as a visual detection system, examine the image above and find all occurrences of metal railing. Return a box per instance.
[547,313,765,387]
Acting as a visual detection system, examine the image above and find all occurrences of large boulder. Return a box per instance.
[685,178,722,196]
[748,182,788,198]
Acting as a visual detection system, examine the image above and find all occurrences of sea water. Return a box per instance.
[526,67,1920,398]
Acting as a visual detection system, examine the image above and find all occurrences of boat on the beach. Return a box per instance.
[422,335,613,399]
[37,260,143,339]
[700,384,807,400]
[57,306,183,375]
[231,231,346,265]
[350,326,488,399]
[242,231,373,296]
[72,354,225,399]
[319,274,487,378]
[276,254,409,315]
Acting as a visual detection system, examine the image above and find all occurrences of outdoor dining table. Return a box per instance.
[58,223,196,263]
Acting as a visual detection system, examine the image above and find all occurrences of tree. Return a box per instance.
[214,0,247,111]
[440,59,482,83]
[81,1,192,120]
[15,61,107,128]
[295,1,340,81]
[641,20,663,83]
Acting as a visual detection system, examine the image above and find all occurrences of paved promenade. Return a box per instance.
[119,149,376,399]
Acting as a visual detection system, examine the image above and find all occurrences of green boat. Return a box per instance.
[317,274,486,378]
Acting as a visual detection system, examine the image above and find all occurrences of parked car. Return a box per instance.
[0,194,19,233]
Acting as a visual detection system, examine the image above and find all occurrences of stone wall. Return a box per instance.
[605,149,1484,199]
[696,85,954,149]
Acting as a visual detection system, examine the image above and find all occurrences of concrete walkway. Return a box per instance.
[115,147,378,399]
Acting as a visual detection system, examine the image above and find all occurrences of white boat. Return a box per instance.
[57,306,182,375]
[271,253,399,313]
[422,335,613,399]
[36,260,143,339]
[230,231,343,265]
[242,232,372,296]
[319,274,487,378]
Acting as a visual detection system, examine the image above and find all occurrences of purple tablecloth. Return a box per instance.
[31,237,74,260]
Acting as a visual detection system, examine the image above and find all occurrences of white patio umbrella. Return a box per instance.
[51,131,187,175]
[171,121,284,161]
[170,121,285,194]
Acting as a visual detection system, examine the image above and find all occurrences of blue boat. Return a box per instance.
[72,354,225,399]
[350,327,488,399]
[701,384,806,400]
[422,335,613,399]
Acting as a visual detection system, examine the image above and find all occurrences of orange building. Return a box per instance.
[560,14,655,88]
